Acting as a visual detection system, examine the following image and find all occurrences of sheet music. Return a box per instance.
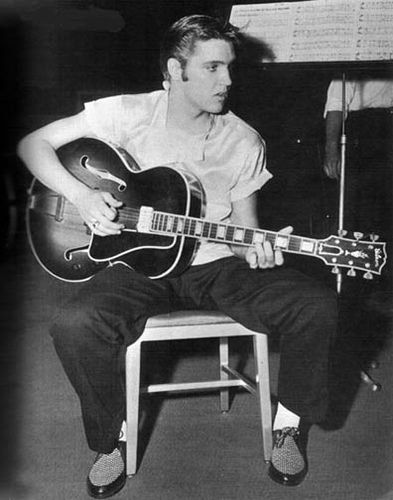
[230,0,393,62]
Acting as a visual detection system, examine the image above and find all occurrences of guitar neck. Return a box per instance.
[148,210,318,258]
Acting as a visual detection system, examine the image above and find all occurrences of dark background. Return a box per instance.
[0,0,335,254]
[0,0,391,267]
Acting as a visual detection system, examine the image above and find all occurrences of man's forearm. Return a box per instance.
[325,110,342,150]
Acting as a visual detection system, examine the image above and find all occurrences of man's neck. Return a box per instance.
[166,89,212,136]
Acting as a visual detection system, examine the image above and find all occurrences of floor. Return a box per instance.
[1,232,393,500]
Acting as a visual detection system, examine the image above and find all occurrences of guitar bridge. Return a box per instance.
[137,206,154,233]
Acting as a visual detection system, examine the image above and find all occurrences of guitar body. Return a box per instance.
[27,138,204,281]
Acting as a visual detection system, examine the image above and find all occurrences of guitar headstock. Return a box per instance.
[317,232,387,278]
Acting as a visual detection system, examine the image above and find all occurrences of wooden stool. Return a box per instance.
[125,310,272,475]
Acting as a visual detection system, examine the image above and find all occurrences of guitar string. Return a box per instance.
[42,197,383,270]
[46,197,328,250]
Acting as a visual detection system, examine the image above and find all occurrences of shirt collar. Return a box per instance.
[149,90,220,162]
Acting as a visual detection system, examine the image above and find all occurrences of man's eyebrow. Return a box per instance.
[202,59,235,65]
[202,60,225,65]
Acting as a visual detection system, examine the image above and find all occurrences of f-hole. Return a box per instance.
[79,155,127,192]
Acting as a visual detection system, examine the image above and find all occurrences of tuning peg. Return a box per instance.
[363,271,373,280]
[347,268,356,277]
[353,231,364,240]
[331,266,340,274]
[370,233,380,242]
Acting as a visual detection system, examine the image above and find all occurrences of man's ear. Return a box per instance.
[167,58,183,81]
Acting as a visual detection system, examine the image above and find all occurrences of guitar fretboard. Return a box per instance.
[150,211,317,256]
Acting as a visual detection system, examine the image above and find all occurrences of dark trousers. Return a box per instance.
[50,257,337,453]
[344,108,393,239]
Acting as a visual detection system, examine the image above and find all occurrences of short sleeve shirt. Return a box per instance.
[324,79,393,117]
[83,90,272,265]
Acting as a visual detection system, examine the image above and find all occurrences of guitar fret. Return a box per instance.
[189,218,196,236]
[194,220,203,236]
[184,217,191,235]
[275,234,290,250]
[253,231,264,244]
[167,215,174,232]
[299,238,315,253]
[289,236,302,252]
[176,217,184,233]
[202,222,210,238]
[266,232,275,245]
[152,213,159,231]
[234,227,244,242]
[244,228,254,245]
[157,214,162,231]
[226,226,235,242]
[210,223,218,239]
[217,225,226,239]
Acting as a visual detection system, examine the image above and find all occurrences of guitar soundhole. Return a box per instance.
[80,155,89,168]
[64,246,89,261]
[80,155,127,192]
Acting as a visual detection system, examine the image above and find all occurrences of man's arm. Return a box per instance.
[17,112,123,236]
[323,110,343,180]
[230,192,292,268]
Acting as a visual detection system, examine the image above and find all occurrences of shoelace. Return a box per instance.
[274,427,300,448]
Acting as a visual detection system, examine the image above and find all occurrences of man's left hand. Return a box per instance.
[245,225,293,269]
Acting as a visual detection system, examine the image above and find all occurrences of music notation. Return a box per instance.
[230,0,393,63]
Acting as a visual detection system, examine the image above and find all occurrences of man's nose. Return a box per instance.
[220,67,232,87]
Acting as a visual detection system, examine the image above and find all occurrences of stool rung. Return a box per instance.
[221,365,256,394]
[142,378,248,394]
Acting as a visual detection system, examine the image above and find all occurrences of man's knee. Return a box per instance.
[50,301,92,348]
[50,299,120,348]
[302,285,338,340]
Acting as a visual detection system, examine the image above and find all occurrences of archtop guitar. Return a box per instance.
[26,137,387,282]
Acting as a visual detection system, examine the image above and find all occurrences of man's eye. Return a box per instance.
[207,65,218,72]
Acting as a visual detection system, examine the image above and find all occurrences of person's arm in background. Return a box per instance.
[323,79,356,180]
[323,110,342,179]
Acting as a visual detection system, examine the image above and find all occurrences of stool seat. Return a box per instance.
[146,310,240,327]
[125,310,272,476]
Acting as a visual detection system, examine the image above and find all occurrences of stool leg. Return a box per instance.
[219,337,230,412]
[126,340,142,476]
[253,334,272,463]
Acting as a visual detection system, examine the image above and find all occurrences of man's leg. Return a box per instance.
[50,264,173,497]
[184,257,337,485]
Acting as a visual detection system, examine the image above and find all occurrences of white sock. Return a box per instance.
[273,402,300,430]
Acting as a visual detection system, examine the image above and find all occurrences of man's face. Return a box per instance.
[178,38,235,115]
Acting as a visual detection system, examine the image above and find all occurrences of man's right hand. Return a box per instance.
[323,144,341,179]
[72,188,124,236]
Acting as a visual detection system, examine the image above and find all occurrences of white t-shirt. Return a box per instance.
[83,90,272,265]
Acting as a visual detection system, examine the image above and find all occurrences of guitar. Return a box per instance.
[27,137,387,282]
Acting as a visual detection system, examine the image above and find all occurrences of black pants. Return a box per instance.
[344,108,393,239]
[50,257,337,453]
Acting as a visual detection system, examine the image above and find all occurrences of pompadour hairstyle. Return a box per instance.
[160,14,240,80]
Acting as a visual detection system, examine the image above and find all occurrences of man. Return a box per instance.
[18,15,337,498]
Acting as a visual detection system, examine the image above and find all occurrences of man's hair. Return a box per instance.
[160,14,240,81]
